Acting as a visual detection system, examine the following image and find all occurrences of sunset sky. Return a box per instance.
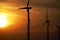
[0,0,60,40]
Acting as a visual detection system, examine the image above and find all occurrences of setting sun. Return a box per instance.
[0,14,8,28]
[0,12,21,29]
[0,2,24,29]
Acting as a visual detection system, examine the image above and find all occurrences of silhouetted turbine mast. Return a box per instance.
[17,0,32,40]
[41,7,51,40]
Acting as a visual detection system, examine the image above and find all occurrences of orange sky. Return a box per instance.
[0,0,60,33]
[0,0,60,40]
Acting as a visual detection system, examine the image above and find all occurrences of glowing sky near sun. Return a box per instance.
[0,14,8,28]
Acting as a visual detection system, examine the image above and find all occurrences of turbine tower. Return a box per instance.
[41,7,51,40]
[17,0,32,40]
[54,23,60,40]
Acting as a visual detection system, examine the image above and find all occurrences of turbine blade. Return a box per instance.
[53,22,60,29]
[46,7,48,21]
[18,8,25,10]
[53,22,58,28]
[17,8,22,10]
[49,23,52,28]
[27,0,30,6]
[40,22,46,28]
[54,23,58,28]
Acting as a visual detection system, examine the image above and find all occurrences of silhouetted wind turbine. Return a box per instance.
[17,0,32,40]
[53,23,60,40]
[41,7,51,40]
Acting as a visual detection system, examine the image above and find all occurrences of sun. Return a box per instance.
[0,14,8,28]
[0,12,20,28]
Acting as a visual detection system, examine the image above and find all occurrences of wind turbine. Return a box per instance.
[53,23,60,40]
[17,0,32,40]
[40,7,51,40]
